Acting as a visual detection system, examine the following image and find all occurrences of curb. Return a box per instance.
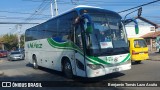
[150,59,160,61]
[148,58,160,61]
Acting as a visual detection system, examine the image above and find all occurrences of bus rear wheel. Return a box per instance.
[33,55,38,69]
[63,60,73,79]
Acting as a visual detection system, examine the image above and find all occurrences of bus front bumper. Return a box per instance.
[86,63,131,78]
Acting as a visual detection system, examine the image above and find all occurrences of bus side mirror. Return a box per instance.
[81,13,93,34]
[135,24,139,34]
[86,22,93,34]
[123,19,139,34]
[133,19,139,34]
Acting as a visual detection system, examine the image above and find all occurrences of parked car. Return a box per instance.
[0,50,8,58]
[7,51,25,61]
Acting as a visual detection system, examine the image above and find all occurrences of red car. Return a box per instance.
[0,50,8,58]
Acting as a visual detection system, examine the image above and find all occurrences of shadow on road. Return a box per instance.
[25,63,125,83]
[0,63,128,90]
[131,62,144,65]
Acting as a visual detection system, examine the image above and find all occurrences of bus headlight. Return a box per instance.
[87,64,103,70]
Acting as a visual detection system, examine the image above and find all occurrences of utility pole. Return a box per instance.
[50,0,54,18]
[54,0,58,16]
[16,24,22,51]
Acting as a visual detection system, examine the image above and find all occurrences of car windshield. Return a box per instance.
[134,39,147,48]
[11,52,21,54]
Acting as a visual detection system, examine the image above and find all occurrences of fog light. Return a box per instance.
[87,64,103,70]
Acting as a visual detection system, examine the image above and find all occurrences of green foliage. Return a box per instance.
[0,34,24,50]
[20,34,24,48]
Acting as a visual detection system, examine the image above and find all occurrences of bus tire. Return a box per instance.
[32,55,38,69]
[63,60,73,79]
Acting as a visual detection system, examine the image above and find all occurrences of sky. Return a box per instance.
[0,0,159,35]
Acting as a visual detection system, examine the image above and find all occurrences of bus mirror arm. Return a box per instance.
[123,19,139,34]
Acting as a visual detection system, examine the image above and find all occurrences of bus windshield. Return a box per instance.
[82,10,129,56]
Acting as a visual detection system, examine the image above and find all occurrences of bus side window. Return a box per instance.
[75,25,83,49]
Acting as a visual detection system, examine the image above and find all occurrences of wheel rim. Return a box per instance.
[64,61,73,78]
[33,61,36,67]
[65,62,71,70]
[33,56,38,68]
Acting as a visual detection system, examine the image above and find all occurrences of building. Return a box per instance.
[125,16,159,51]
[140,30,160,51]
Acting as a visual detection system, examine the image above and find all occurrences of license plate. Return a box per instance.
[139,53,144,54]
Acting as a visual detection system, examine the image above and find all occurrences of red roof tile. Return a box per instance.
[140,31,160,38]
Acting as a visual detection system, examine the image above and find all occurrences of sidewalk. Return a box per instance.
[0,71,4,76]
[148,51,160,61]
[0,59,4,76]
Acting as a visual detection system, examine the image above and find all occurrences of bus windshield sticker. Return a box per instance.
[100,42,113,49]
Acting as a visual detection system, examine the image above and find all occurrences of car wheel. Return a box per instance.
[135,61,141,64]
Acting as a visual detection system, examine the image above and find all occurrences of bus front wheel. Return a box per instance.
[32,55,38,69]
[63,60,73,79]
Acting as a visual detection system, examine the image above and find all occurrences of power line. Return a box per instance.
[0,15,50,20]
[0,10,50,16]
[9,0,50,34]
[22,0,49,2]
[0,22,39,24]
[58,0,160,4]
[24,0,49,22]
[118,0,160,13]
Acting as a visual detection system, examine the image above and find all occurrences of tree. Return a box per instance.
[0,34,18,50]
[20,34,25,48]
[0,34,25,51]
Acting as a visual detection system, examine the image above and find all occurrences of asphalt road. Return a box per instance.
[0,53,160,90]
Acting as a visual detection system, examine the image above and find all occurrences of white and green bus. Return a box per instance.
[25,6,138,78]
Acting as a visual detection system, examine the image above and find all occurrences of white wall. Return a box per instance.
[125,25,155,38]
[125,19,156,38]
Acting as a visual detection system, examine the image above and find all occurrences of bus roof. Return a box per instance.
[74,5,101,9]
[48,5,119,20]
[26,5,120,31]
[54,5,104,19]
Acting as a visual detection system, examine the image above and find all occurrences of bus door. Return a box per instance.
[73,15,92,77]
[74,21,86,77]
[74,24,86,77]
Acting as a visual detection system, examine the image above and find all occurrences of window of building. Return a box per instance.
[150,27,155,31]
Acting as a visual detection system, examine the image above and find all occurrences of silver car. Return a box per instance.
[7,51,25,61]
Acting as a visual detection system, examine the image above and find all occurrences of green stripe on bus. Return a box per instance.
[47,38,130,65]
[87,59,100,64]
[88,56,110,64]
[119,54,131,63]
[47,38,83,52]
[47,38,102,64]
